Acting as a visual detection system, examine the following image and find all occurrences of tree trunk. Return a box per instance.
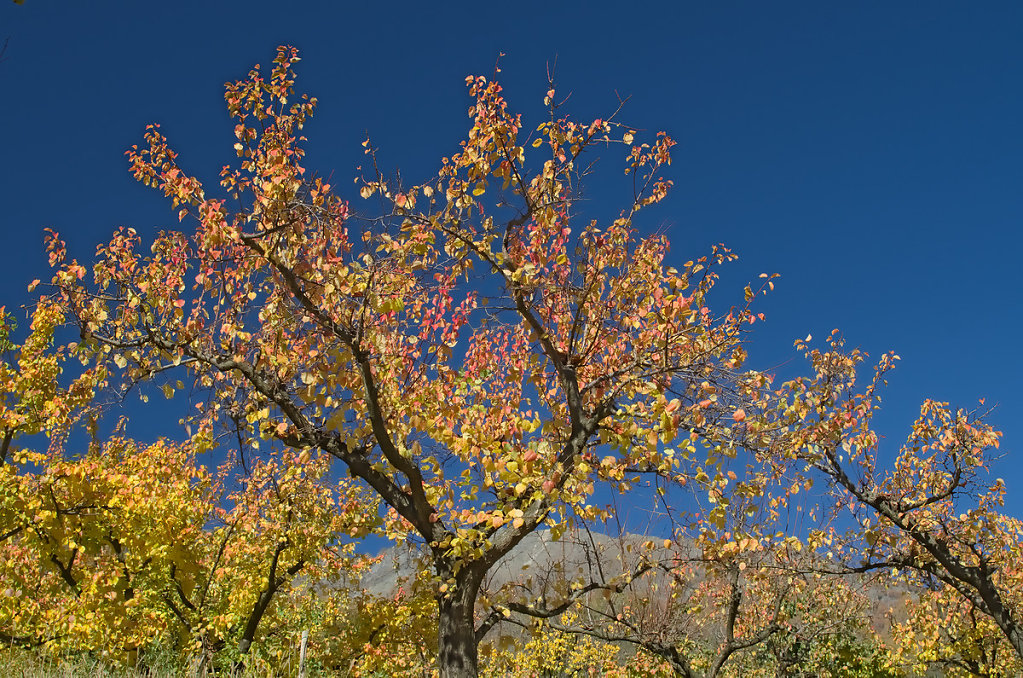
[436,577,480,678]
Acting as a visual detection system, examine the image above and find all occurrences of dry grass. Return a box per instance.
[0,650,156,678]
[0,647,306,678]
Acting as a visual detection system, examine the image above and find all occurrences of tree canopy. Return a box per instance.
[0,46,1018,678]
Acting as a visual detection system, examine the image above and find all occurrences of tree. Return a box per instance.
[892,585,1022,677]
[743,576,901,678]
[0,298,105,467]
[311,572,438,675]
[484,468,879,678]
[0,433,207,662]
[781,333,1022,663]
[0,430,378,670]
[0,302,379,670]
[158,448,379,672]
[42,46,776,677]
[482,610,648,677]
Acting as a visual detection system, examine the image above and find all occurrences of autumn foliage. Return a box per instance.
[0,46,1018,677]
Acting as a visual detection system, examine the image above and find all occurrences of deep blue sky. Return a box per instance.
[2,2,1021,513]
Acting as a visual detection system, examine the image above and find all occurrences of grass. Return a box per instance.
[0,647,307,678]
[1,650,157,677]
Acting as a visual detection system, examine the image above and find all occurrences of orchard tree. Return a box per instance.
[0,427,378,669]
[481,610,655,677]
[42,46,778,677]
[0,307,378,667]
[309,574,437,675]
[158,449,379,672]
[0,299,105,467]
[892,586,1022,677]
[782,333,1023,663]
[0,433,207,661]
[487,472,848,678]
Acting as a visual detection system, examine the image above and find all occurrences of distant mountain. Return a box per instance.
[358,528,917,646]
[361,529,654,598]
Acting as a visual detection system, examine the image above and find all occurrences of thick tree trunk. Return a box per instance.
[436,574,481,678]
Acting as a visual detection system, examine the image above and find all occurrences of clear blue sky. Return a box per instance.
[2,2,1021,512]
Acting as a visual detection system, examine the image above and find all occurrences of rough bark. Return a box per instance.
[436,563,483,678]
